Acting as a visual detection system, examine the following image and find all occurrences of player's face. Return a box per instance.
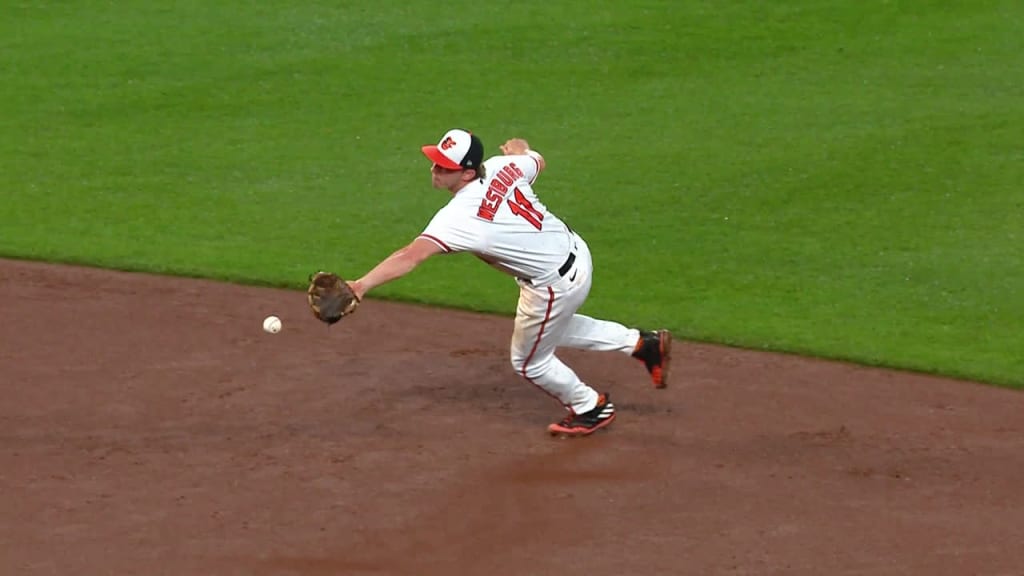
[430,163,470,191]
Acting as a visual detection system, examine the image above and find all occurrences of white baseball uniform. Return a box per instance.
[418,152,641,414]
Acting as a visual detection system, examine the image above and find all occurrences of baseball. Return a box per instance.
[262,315,282,334]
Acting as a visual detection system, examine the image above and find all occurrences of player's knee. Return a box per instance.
[509,348,531,373]
[509,354,527,374]
[512,355,552,381]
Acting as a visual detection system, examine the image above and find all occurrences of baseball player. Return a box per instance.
[347,129,670,436]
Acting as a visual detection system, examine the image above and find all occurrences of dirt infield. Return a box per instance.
[2,259,1022,576]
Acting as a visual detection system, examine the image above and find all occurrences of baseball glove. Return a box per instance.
[307,271,360,325]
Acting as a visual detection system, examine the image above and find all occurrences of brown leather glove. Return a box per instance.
[307,271,360,325]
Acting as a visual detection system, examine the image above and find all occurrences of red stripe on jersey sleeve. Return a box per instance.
[528,155,541,184]
[418,234,452,252]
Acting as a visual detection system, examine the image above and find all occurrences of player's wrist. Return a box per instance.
[350,279,368,300]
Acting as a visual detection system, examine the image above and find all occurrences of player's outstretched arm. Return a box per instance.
[500,138,546,173]
[348,237,442,300]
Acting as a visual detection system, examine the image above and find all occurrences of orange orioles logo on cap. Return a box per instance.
[440,136,457,150]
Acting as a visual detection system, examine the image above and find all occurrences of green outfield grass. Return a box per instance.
[2,1,1021,386]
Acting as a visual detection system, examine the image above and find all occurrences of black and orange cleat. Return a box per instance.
[547,393,616,437]
[632,329,672,388]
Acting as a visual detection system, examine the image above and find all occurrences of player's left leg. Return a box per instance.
[509,269,616,436]
[509,277,597,414]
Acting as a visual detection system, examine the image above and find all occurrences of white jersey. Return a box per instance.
[419,153,575,286]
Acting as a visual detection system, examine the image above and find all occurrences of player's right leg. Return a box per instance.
[631,329,671,389]
[559,315,641,353]
[559,318,671,388]
[552,239,672,388]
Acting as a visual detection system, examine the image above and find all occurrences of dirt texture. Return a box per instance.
[2,259,1023,576]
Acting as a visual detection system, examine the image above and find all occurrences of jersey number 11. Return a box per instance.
[508,187,545,230]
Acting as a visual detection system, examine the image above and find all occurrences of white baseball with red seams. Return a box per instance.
[262,315,282,334]
[418,141,641,415]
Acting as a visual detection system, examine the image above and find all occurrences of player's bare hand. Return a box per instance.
[500,138,531,155]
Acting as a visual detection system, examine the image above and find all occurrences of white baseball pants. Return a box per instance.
[510,233,640,414]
